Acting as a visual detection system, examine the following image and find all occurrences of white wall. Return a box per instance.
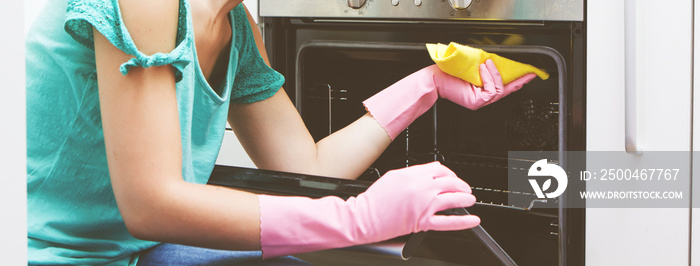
[4,0,26,264]
[694,1,700,265]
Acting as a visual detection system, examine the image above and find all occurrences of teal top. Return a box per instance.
[26,0,284,264]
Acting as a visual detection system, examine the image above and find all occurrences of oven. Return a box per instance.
[214,1,586,265]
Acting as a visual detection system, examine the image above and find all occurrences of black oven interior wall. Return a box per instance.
[264,18,585,266]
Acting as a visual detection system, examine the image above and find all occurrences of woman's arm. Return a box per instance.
[228,7,392,180]
[96,0,261,250]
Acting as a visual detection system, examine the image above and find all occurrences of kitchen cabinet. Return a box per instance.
[587,0,692,265]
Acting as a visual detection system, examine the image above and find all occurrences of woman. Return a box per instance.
[26,0,535,264]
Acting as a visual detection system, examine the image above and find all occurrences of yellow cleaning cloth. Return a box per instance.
[426,42,550,87]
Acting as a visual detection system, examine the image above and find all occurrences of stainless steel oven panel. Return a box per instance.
[295,40,570,264]
[260,0,583,21]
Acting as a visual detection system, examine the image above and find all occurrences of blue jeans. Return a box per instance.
[136,243,311,266]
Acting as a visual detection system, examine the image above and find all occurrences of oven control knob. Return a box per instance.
[347,0,367,9]
[448,0,473,10]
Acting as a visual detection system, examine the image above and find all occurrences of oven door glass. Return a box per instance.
[297,42,566,266]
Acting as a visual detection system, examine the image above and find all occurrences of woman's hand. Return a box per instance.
[258,161,480,258]
[435,59,537,110]
[363,60,536,140]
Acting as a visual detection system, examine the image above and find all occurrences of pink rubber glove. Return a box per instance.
[258,162,480,259]
[363,59,537,140]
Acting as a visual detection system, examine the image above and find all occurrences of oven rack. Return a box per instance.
[360,151,559,214]
[360,168,549,212]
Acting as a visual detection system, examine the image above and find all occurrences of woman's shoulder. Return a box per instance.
[66,0,194,81]
[65,0,191,50]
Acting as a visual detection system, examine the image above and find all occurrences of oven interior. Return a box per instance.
[297,45,563,265]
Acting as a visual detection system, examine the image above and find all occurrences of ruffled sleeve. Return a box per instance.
[64,0,192,82]
[230,5,285,104]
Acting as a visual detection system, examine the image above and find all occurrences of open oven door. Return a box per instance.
[208,165,516,265]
